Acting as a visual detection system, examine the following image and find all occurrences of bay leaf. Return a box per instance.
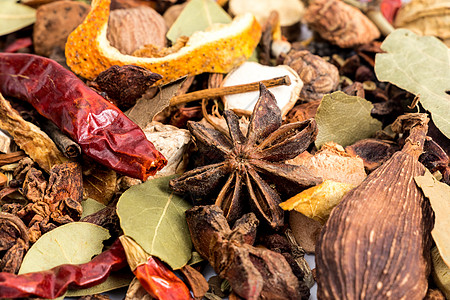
[314,91,382,148]
[66,271,133,297]
[125,76,186,129]
[116,175,192,269]
[19,222,110,274]
[166,0,232,43]
[81,197,106,219]
[375,29,450,139]
[415,171,450,267]
[0,0,36,36]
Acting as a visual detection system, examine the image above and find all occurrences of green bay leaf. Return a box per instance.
[116,175,192,269]
[166,0,232,43]
[66,271,133,297]
[19,222,110,274]
[81,197,106,219]
[0,1,36,36]
[314,91,382,148]
[375,29,450,139]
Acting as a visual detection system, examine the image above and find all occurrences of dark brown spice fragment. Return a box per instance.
[186,205,306,300]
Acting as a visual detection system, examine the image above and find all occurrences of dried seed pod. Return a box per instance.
[345,138,399,172]
[284,50,339,102]
[316,113,434,299]
[304,0,380,48]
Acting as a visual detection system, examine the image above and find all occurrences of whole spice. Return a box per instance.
[186,205,308,300]
[119,235,192,300]
[0,53,167,180]
[315,113,434,299]
[283,50,339,102]
[0,212,29,273]
[0,238,127,299]
[304,0,380,48]
[170,84,321,228]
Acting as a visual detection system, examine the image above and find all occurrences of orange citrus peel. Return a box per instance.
[65,0,262,83]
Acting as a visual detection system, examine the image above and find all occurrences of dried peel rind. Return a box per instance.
[280,180,355,224]
[65,0,261,83]
[375,29,450,139]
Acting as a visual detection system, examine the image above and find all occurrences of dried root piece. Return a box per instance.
[186,205,308,300]
[0,93,68,173]
[304,0,380,48]
[316,113,434,299]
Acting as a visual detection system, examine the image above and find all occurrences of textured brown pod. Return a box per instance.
[316,113,434,299]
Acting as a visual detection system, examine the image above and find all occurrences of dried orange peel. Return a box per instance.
[65,0,262,83]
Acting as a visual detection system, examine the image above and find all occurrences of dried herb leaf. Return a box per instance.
[81,198,107,219]
[415,171,450,267]
[116,175,192,269]
[314,91,382,148]
[18,222,110,274]
[126,77,186,129]
[432,247,450,299]
[280,180,355,224]
[0,0,36,36]
[66,271,133,297]
[166,0,232,43]
[375,29,450,138]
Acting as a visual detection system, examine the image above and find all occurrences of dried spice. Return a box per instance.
[316,113,434,299]
[180,265,209,300]
[39,118,81,159]
[419,137,450,184]
[0,212,29,273]
[4,162,83,243]
[288,142,367,186]
[431,247,450,299]
[186,205,308,300]
[304,0,380,48]
[0,238,127,299]
[394,0,450,46]
[0,53,167,180]
[283,50,339,102]
[107,6,167,56]
[345,138,399,172]
[0,93,69,173]
[170,84,321,228]
[89,65,163,111]
[65,0,261,82]
[119,235,192,300]
[288,211,322,253]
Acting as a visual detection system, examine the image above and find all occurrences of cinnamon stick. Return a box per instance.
[40,119,81,158]
[170,75,291,106]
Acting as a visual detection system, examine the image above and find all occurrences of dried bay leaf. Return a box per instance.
[0,0,36,36]
[375,29,450,138]
[116,175,192,269]
[166,0,232,43]
[19,222,110,274]
[125,77,186,129]
[66,271,133,297]
[314,91,382,148]
[415,171,450,267]
[81,198,107,219]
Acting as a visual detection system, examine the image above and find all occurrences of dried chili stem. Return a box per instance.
[170,75,291,106]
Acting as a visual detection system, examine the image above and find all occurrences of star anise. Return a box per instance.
[170,84,322,228]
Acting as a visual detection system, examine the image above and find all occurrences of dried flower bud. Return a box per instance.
[304,0,380,48]
[284,50,339,101]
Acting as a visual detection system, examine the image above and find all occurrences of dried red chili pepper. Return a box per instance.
[0,53,166,180]
[3,37,32,53]
[119,235,192,300]
[0,239,127,299]
[380,0,401,24]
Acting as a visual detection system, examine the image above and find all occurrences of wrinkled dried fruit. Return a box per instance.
[65,0,261,82]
